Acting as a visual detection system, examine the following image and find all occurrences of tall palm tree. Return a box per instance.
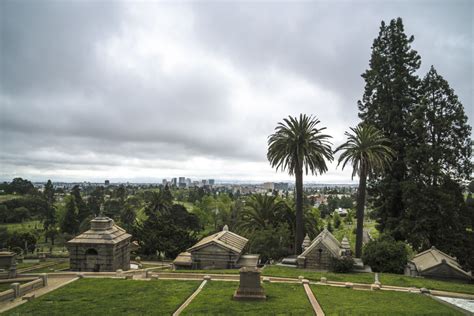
[335,124,394,258]
[268,114,333,254]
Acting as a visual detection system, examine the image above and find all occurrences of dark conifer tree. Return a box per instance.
[61,196,79,235]
[358,17,421,239]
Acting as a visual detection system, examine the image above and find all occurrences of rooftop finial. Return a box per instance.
[222,224,229,231]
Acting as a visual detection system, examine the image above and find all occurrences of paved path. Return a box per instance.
[302,280,325,316]
[0,276,78,313]
[173,279,208,316]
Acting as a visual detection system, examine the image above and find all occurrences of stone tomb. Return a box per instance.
[0,251,17,279]
[233,267,266,300]
[67,216,132,272]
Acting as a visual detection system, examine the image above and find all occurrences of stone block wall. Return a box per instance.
[191,245,239,269]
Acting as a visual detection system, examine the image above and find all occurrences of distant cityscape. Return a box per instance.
[26,178,357,197]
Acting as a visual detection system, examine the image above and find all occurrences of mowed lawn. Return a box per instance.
[5,279,200,316]
[262,266,474,295]
[311,284,463,315]
[182,281,314,315]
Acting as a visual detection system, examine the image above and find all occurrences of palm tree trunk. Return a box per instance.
[355,167,367,258]
[295,168,304,254]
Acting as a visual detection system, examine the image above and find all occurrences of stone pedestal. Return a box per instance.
[0,252,17,279]
[233,267,266,300]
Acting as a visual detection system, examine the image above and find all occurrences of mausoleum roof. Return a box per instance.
[187,227,248,254]
[298,228,342,258]
[410,246,471,278]
[67,216,131,245]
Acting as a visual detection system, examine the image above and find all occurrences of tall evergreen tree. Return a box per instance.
[71,185,89,223]
[409,66,472,184]
[61,196,79,235]
[402,66,472,267]
[42,180,56,230]
[358,17,421,239]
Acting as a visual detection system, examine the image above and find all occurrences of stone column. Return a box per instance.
[11,283,20,298]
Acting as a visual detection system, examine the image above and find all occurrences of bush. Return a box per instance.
[362,236,409,274]
[330,256,354,273]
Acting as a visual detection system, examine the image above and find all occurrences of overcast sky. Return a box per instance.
[0,0,472,183]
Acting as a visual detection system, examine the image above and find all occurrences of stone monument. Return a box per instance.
[233,266,266,300]
[0,251,17,279]
[67,216,132,272]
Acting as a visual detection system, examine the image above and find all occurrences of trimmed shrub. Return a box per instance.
[362,236,409,274]
[330,256,354,273]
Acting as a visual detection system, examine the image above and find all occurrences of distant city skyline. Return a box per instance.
[1,1,472,183]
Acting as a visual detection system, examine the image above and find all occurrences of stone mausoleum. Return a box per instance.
[173,225,259,269]
[67,216,132,272]
[297,228,351,270]
[405,246,472,282]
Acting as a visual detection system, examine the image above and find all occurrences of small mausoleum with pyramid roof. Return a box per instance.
[297,228,351,270]
[67,216,132,272]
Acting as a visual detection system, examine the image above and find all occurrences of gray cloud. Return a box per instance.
[0,0,472,182]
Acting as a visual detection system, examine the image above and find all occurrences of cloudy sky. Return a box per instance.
[1,0,472,183]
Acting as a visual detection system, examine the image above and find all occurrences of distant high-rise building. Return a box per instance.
[208,179,215,186]
[186,178,192,186]
[162,179,168,186]
[105,180,110,186]
[179,177,186,185]
[171,178,177,186]
[202,179,208,185]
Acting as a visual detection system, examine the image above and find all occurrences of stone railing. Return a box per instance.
[0,274,48,302]
[0,288,15,302]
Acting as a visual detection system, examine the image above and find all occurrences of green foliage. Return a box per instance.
[61,195,79,235]
[329,256,354,273]
[333,212,341,229]
[335,124,394,257]
[136,189,200,258]
[359,17,472,268]
[5,231,38,253]
[326,220,333,232]
[5,177,36,195]
[247,224,291,263]
[71,185,89,223]
[87,186,104,216]
[362,236,409,274]
[267,114,333,253]
[358,18,421,239]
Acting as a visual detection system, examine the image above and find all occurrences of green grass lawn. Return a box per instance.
[5,279,200,316]
[0,220,42,232]
[26,261,70,273]
[0,283,13,292]
[167,268,240,274]
[16,261,41,270]
[182,281,313,315]
[262,266,474,294]
[311,284,462,315]
[0,194,20,202]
